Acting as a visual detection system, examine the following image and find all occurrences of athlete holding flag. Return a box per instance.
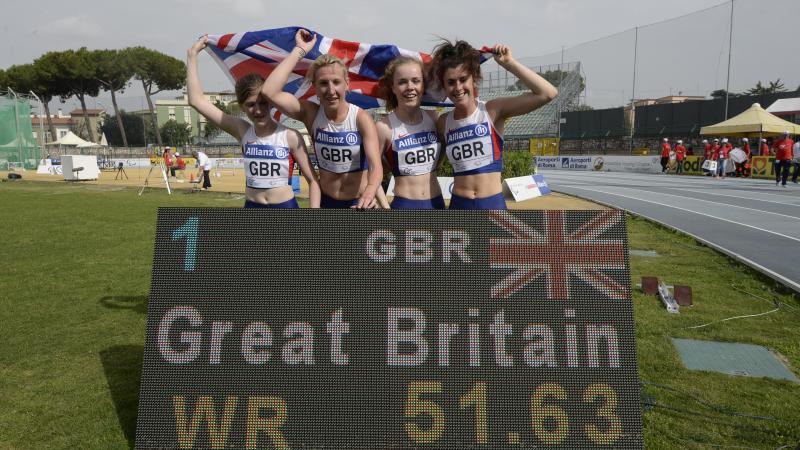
[187,35,320,208]
[262,29,388,209]
[431,40,558,209]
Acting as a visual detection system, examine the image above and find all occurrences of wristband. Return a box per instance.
[296,47,307,58]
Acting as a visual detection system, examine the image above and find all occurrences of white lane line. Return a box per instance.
[558,184,800,244]
[553,182,800,222]
[545,172,800,201]
[671,188,800,208]
[554,188,800,293]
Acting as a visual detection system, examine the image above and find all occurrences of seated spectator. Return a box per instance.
[172,153,187,178]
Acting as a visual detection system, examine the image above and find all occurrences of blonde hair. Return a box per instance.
[378,56,425,112]
[306,54,349,84]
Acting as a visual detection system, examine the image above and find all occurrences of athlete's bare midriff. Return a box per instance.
[245,185,295,204]
[452,172,502,199]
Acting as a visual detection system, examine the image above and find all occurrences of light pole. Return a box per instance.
[29,91,46,164]
[724,0,734,119]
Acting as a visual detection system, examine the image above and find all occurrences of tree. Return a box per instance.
[202,100,232,140]
[4,63,63,144]
[709,89,738,99]
[94,49,135,147]
[32,52,74,142]
[745,79,787,96]
[42,48,103,142]
[129,47,186,147]
[0,68,7,91]
[100,111,155,147]
[160,119,192,146]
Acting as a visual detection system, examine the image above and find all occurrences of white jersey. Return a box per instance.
[443,100,503,175]
[241,125,294,189]
[385,111,440,177]
[196,151,212,170]
[312,104,368,174]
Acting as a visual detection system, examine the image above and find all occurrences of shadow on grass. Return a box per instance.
[100,344,143,449]
[100,295,148,314]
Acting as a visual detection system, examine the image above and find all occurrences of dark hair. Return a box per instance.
[234,73,265,105]
[378,56,424,112]
[430,39,482,86]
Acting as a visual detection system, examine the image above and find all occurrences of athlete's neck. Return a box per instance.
[253,119,278,138]
[452,99,478,120]
[394,105,423,125]
[322,102,350,124]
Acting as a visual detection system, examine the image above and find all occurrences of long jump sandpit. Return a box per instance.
[2,168,607,210]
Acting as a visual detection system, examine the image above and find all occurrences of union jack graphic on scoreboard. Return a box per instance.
[206,26,494,111]
[489,210,628,300]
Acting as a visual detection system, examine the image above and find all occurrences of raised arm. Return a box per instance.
[187,35,249,140]
[261,29,318,124]
[485,45,558,126]
[355,109,383,209]
[288,129,321,208]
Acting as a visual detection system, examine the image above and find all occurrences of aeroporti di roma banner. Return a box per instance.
[135,209,643,449]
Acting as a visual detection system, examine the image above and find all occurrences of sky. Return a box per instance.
[2,0,798,112]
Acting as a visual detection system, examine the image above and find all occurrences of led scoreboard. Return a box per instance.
[135,209,643,448]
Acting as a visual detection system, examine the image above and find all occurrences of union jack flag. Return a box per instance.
[488,211,628,300]
[206,26,494,111]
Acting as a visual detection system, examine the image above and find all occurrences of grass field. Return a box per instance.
[0,180,798,449]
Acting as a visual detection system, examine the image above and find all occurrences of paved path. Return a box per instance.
[541,170,800,293]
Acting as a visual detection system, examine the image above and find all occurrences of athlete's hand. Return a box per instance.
[354,185,378,209]
[189,34,208,56]
[492,44,514,65]
[295,29,317,55]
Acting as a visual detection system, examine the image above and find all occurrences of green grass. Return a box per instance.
[0,181,798,449]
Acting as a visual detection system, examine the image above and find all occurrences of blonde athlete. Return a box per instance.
[262,29,387,209]
[187,35,320,208]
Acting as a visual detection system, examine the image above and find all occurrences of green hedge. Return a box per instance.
[437,150,534,178]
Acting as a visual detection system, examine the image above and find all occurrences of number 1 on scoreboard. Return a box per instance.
[172,217,199,272]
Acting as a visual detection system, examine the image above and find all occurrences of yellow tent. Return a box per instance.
[700,103,800,137]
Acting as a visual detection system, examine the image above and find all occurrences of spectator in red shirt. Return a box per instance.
[172,152,187,178]
[163,147,173,168]
[760,138,771,157]
[773,131,795,187]
[702,139,712,176]
[675,140,686,175]
[715,138,731,179]
[660,138,671,173]
[737,137,751,178]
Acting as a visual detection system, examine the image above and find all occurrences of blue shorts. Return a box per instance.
[320,193,359,209]
[390,195,446,209]
[449,192,507,210]
[244,198,299,209]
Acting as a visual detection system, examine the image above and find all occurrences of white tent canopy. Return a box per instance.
[766,98,800,116]
[46,131,92,146]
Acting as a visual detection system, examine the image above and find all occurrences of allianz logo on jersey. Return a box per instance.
[316,129,361,146]
[446,122,490,143]
[395,131,438,150]
[244,144,289,159]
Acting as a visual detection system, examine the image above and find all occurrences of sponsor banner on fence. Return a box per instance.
[680,156,705,175]
[536,156,662,174]
[750,156,775,179]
